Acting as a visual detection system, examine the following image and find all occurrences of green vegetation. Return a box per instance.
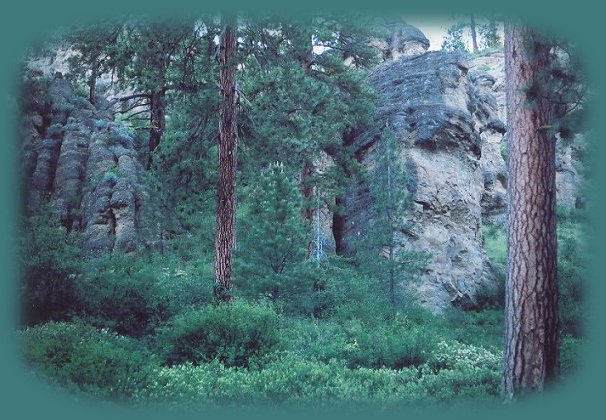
[18,14,586,410]
[19,207,509,406]
[17,206,586,407]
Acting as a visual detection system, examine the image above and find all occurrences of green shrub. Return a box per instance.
[72,83,88,99]
[74,254,215,337]
[47,123,64,138]
[158,299,280,367]
[446,309,504,349]
[560,335,583,376]
[133,349,501,408]
[280,309,438,370]
[419,340,501,403]
[557,211,587,337]
[150,253,215,313]
[278,318,352,362]
[20,321,154,400]
[74,255,171,337]
[343,314,436,369]
[426,340,501,372]
[20,204,81,325]
[306,256,389,320]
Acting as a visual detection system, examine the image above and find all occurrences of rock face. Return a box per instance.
[335,46,586,312]
[21,72,143,255]
[467,52,508,225]
[21,31,586,312]
[340,51,504,312]
[468,51,586,215]
[371,19,430,61]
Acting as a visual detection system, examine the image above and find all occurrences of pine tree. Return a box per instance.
[214,17,238,303]
[66,21,123,104]
[442,15,502,52]
[236,162,307,302]
[503,22,559,398]
[355,124,427,307]
[237,14,378,254]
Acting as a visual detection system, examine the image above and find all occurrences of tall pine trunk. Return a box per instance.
[503,22,559,398]
[470,14,479,53]
[88,63,97,105]
[147,89,166,169]
[214,19,238,302]
[298,35,315,257]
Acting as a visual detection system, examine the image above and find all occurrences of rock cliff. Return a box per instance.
[21,72,143,255]
[337,50,504,312]
[20,25,586,313]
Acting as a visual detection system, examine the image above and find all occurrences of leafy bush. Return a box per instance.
[560,335,583,376]
[446,309,504,349]
[426,340,501,372]
[74,257,167,337]
[280,309,439,370]
[278,318,352,362]
[134,349,500,408]
[74,254,215,337]
[20,321,154,400]
[557,209,587,337]
[415,340,501,404]
[343,313,436,369]
[158,299,280,367]
[47,123,64,138]
[20,205,81,325]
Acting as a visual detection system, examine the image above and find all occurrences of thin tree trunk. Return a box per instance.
[300,159,314,257]
[387,157,396,306]
[214,19,238,303]
[147,89,166,169]
[470,14,479,53]
[296,27,316,258]
[88,64,97,105]
[503,22,559,399]
[332,129,356,256]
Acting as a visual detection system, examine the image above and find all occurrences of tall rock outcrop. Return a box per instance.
[339,51,504,312]
[468,51,587,216]
[21,72,143,255]
[371,19,431,61]
[335,45,586,312]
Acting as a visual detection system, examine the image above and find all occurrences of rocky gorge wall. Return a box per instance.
[21,72,144,255]
[20,24,586,313]
[328,27,585,312]
[334,50,504,311]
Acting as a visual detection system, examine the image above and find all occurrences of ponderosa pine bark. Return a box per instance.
[298,37,315,258]
[503,22,559,398]
[147,89,166,169]
[470,14,478,53]
[214,19,237,302]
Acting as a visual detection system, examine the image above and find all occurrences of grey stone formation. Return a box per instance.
[468,51,586,214]
[333,45,586,312]
[338,51,506,312]
[21,26,586,312]
[21,72,143,256]
[371,19,430,60]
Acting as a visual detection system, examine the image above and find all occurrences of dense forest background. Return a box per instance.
[13,11,590,410]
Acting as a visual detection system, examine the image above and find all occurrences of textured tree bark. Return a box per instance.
[300,159,314,257]
[298,36,315,257]
[503,22,559,398]
[470,14,478,53]
[88,64,97,105]
[147,89,166,169]
[214,19,238,303]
